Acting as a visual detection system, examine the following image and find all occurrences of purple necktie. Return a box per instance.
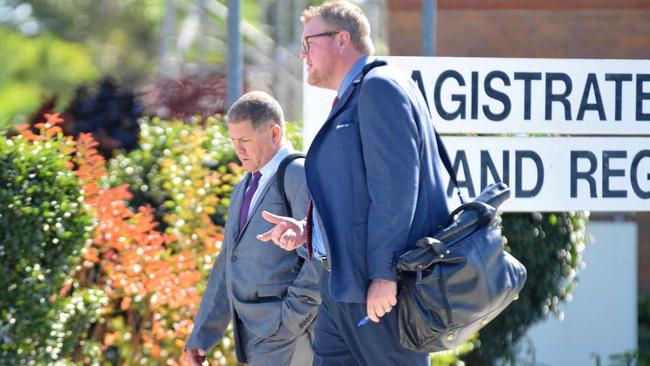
[239,171,262,232]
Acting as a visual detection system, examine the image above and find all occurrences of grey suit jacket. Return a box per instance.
[186,156,320,358]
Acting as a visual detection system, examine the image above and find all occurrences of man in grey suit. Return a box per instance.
[185,91,321,366]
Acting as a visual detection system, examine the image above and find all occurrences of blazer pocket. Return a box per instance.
[257,281,293,299]
[335,119,357,130]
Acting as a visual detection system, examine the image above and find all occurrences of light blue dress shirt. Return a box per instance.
[311,56,372,259]
[247,145,292,219]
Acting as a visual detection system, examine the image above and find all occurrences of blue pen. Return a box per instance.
[357,316,370,327]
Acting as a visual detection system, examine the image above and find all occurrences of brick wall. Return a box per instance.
[387,0,650,293]
[388,0,650,59]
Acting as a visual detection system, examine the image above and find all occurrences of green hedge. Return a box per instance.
[463,211,590,365]
[0,134,106,364]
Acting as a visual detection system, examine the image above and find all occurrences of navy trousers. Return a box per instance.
[312,271,429,366]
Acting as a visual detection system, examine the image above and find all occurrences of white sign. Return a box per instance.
[443,137,649,211]
[304,56,650,136]
[302,57,650,211]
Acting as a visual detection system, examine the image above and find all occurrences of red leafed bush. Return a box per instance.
[72,126,227,364]
[11,113,236,364]
[140,74,230,120]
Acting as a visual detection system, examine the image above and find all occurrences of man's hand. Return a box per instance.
[257,210,307,251]
[366,279,397,323]
[185,348,206,366]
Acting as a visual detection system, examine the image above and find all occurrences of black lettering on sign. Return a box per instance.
[483,71,511,121]
[435,70,466,120]
[471,71,479,120]
[515,150,543,198]
[631,150,650,199]
[577,73,606,121]
[637,74,650,121]
[480,150,509,191]
[605,73,632,121]
[570,151,597,198]
[545,73,573,120]
[602,151,627,198]
[447,150,476,198]
[514,72,542,120]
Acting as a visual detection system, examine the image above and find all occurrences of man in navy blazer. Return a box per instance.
[259,1,449,365]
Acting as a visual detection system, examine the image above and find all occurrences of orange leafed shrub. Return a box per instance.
[19,113,232,365]
[100,117,240,364]
[74,131,216,364]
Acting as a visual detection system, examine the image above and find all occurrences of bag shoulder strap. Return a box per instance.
[434,132,464,203]
[276,152,306,217]
[355,59,464,203]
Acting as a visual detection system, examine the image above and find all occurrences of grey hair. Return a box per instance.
[227,91,285,129]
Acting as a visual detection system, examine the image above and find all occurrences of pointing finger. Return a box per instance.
[261,210,291,225]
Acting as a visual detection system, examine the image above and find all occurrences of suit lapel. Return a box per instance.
[229,174,248,243]
[246,173,274,225]
[325,83,355,124]
[306,80,359,164]
[234,172,275,245]
[324,59,386,125]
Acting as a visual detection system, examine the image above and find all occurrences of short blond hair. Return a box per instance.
[301,0,375,55]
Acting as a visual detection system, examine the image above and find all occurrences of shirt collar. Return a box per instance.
[257,143,292,179]
[337,55,372,98]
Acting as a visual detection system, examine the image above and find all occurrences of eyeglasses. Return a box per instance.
[302,31,341,53]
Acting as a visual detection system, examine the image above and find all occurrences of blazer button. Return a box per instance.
[231,255,238,262]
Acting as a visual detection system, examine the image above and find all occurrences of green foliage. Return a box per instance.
[107,116,303,230]
[0,133,98,363]
[430,336,474,365]
[107,116,239,228]
[607,351,639,366]
[45,288,108,365]
[305,0,323,8]
[217,0,261,27]
[285,120,304,152]
[462,211,590,365]
[0,26,98,124]
[26,0,163,85]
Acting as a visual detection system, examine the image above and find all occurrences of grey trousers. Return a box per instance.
[238,320,314,366]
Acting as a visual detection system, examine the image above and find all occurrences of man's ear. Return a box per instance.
[271,123,283,143]
[338,30,351,48]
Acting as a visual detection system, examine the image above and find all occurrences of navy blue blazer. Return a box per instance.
[305,61,450,303]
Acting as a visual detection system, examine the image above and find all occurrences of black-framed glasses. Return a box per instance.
[302,31,341,53]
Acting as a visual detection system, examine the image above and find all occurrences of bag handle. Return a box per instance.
[446,201,496,228]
